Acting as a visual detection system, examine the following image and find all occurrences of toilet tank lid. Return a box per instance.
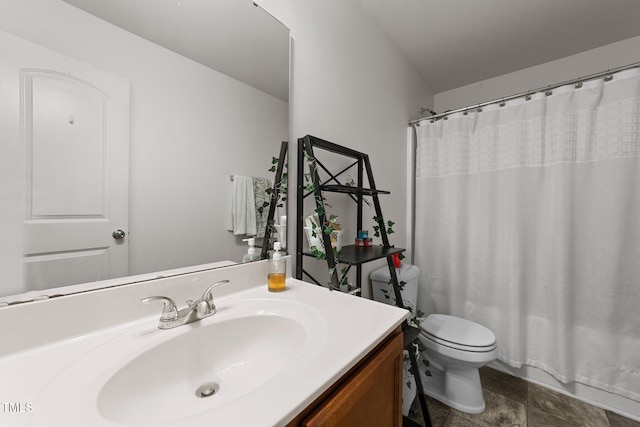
[421,314,496,348]
[370,263,419,281]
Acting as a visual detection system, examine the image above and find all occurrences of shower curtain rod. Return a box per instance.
[409,60,640,126]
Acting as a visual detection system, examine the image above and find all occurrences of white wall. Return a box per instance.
[0,0,288,286]
[258,0,432,293]
[435,35,640,112]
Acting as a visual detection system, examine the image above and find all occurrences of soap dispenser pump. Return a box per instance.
[242,238,260,263]
[268,242,286,292]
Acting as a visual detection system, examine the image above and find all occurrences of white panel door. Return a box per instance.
[0,31,130,293]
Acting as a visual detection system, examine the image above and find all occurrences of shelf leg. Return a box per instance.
[408,349,433,427]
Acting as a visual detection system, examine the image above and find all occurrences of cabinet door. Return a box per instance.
[302,331,403,427]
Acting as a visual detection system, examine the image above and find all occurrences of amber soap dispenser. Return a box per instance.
[268,242,286,292]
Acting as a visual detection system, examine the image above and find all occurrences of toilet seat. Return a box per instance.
[420,314,496,353]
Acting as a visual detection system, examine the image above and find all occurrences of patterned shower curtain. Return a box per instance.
[414,68,640,400]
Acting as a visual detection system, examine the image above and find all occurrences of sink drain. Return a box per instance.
[195,382,220,398]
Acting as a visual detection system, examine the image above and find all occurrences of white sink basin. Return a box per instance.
[33,297,328,426]
[98,314,306,425]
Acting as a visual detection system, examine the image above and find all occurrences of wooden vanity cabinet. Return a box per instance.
[286,326,404,427]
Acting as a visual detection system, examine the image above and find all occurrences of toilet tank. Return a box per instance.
[370,263,419,308]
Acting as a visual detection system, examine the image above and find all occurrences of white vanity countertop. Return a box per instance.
[0,261,410,427]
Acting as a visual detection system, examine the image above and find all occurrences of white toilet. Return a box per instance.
[371,264,497,414]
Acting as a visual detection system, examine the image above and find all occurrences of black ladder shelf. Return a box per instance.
[295,135,432,427]
[260,140,288,260]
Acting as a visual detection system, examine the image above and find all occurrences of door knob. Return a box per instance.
[112,229,126,239]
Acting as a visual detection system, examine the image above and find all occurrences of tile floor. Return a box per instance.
[408,367,640,427]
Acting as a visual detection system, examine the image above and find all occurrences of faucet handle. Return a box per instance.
[202,280,230,307]
[141,296,179,321]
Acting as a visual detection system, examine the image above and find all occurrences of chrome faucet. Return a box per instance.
[141,280,230,329]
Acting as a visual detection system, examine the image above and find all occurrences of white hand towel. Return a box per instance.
[227,175,257,236]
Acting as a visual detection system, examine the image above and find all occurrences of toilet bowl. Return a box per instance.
[417,314,497,413]
[370,264,497,414]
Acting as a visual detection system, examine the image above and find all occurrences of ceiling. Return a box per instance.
[62,0,289,101]
[61,1,640,97]
[356,0,640,93]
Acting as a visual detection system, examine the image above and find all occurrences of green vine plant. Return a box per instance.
[372,216,395,238]
[380,266,426,374]
[380,277,424,329]
[268,155,288,202]
[259,156,288,215]
[258,155,288,251]
[303,151,351,291]
[369,222,424,357]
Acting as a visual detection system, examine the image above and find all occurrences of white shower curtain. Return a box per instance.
[414,68,640,400]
